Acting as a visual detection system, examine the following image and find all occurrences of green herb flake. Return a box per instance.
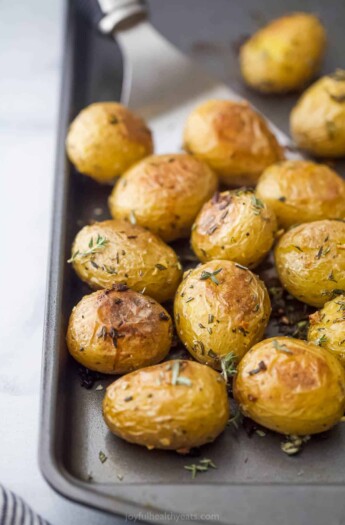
[67,234,109,263]
[272,340,293,354]
[235,263,249,271]
[155,263,167,271]
[281,435,310,456]
[251,195,265,215]
[99,451,108,464]
[316,334,328,347]
[171,361,192,386]
[184,458,216,479]
[220,352,237,382]
[200,268,222,285]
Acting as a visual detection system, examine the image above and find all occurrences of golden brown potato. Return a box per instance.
[183,99,284,186]
[256,160,345,228]
[233,337,345,435]
[290,70,345,157]
[308,295,345,367]
[240,13,326,93]
[174,260,271,368]
[274,220,345,307]
[66,286,172,374]
[69,220,182,303]
[191,189,277,268]
[66,102,153,183]
[103,360,229,452]
[108,153,218,242]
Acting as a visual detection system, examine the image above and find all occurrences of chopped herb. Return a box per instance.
[200,268,222,285]
[207,224,218,235]
[316,245,330,259]
[328,271,337,282]
[235,263,248,271]
[248,360,267,376]
[186,297,194,303]
[193,340,205,355]
[184,458,216,479]
[159,312,170,321]
[171,361,192,386]
[155,263,167,271]
[228,408,243,429]
[99,451,107,464]
[251,195,265,215]
[253,303,260,312]
[255,429,266,437]
[293,246,303,252]
[272,339,293,354]
[67,234,109,263]
[315,334,328,347]
[97,326,107,339]
[281,435,310,456]
[220,352,237,382]
[129,210,137,225]
[208,314,214,324]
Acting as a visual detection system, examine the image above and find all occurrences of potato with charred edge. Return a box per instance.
[275,220,345,307]
[69,220,182,303]
[66,287,172,374]
[256,160,345,229]
[183,99,284,186]
[174,260,271,368]
[103,360,229,452]
[290,70,345,157]
[66,102,153,183]
[234,337,345,435]
[240,13,326,94]
[191,189,277,268]
[108,153,218,242]
[308,295,345,367]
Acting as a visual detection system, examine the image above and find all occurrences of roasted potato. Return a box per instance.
[66,286,172,374]
[174,260,271,368]
[233,337,345,435]
[183,99,284,186]
[240,13,326,93]
[274,220,345,307]
[191,189,277,268]
[103,360,229,452]
[256,160,345,228]
[308,295,345,367]
[108,153,218,242]
[69,220,182,303]
[66,102,153,183]
[290,70,345,157]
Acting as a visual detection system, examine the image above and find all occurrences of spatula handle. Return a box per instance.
[76,0,148,33]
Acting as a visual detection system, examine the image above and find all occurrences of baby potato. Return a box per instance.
[174,260,271,368]
[256,160,345,228]
[290,70,345,157]
[103,360,229,452]
[275,220,345,307]
[66,102,153,183]
[240,12,326,93]
[69,220,182,303]
[108,153,218,242]
[66,286,172,374]
[308,295,345,367]
[191,189,277,268]
[233,337,345,435]
[183,99,284,186]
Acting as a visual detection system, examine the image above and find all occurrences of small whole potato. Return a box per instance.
[174,260,271,368]
[290,70,345,157]
[66,287,172,374]
[240,12,326,93]
[308,295,345,367]
[183,99,284,186]
[69,220,182,303]
[256,160,345,228]
[103,360,229,452]
[108,153,218,242]
[191,189,277,268]
[233,337,345,435]
[275,220,345,307]
[66,102,153,183]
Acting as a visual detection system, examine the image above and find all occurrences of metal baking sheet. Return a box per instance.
[39,1,345,523]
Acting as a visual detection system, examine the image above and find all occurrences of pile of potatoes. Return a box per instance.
[65,12,345,456]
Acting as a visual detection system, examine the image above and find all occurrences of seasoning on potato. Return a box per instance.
[183,99,284,186]
[256,160,345,228]
[290,70,345,157]
[66,286,172,374]
[174,260,271,368]
[191,189,277,268]
[68,219,182,303]
[239,12,326,93]
[274,220,345,307]
[66,102,153,183]
[108,153,218,242]
[103,360,229,452]
[234,337,345,435]
[308,295,345,367]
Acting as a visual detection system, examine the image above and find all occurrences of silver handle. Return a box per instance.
[97,0,148,33]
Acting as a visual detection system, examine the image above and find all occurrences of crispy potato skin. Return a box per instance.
[66,287,172,374]
[70,220,182,303]
[183,99,284,186]
[274,220,345,307]
[233,337,345,435]
[308,296,345,367]
[191,190,277,268]
[240,13,326,93]
[290,71,345,157]
[103,360,229,451]
[66,102,153,183]
[174,260,271,368]
[256,160,345,228]
[108,154,218,242]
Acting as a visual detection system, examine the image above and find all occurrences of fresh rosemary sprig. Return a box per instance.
[68,234,109,263]
[220,352,237,382]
